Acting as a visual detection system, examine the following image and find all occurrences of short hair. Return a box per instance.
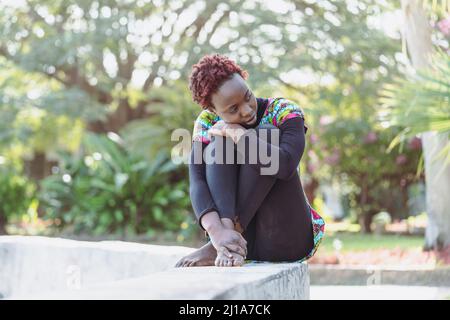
[188,53,249,110]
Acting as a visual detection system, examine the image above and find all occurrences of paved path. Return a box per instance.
[310,285,450,300]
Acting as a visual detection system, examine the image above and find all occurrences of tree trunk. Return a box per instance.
[0,213,7,235]
[401,0,450,250]
[86,98,161,133]
[358,174,374,233]
[359,213,374,234]
[24,151,56,181]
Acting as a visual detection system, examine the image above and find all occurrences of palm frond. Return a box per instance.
[421,0,450,12]
[379,51,450,168]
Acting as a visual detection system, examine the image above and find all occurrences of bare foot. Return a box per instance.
[174,241,217,267]
[213,218,246,267]
[215,246,245,267]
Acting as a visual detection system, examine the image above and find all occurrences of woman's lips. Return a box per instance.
[246,114,256,124]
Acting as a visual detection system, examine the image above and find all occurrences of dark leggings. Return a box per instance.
[204,123,314,262]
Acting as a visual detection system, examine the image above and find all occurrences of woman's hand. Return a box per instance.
[207,223,248,258]
[208,120,247,144]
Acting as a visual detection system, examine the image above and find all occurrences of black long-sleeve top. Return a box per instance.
[189,97,308,230]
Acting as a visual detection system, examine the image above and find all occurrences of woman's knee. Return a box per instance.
[204,135,237,164]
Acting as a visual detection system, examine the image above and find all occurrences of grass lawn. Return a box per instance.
[320,232,425,253]
[310,231,442,266]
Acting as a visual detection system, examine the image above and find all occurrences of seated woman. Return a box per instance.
[175,54,325,268]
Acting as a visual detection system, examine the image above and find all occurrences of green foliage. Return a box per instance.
[372,211,392,230]
[271,1,419,229]
[38,132,191,235]
[305,115,422,224]
[0,0,433,236]
[0,58,91,158]
[120,80,200,162]
[380,51,450,168]
[0,0,405,121]
[0,164,36,231]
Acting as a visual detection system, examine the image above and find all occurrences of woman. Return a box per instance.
[175,54,325,268]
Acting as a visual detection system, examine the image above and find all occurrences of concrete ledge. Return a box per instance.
[0,236,309,300]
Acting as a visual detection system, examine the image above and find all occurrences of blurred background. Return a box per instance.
[0,0,449,287]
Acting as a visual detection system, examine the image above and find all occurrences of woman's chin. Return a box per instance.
[241,122,254,129]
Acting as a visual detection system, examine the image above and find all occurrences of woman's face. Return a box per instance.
[209,73,258,126]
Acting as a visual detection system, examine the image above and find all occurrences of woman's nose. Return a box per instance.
[241,106,253,118]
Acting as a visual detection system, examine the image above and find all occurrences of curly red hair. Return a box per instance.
[188,53,249,110]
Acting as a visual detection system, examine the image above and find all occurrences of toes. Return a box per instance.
[182,260,190,268]
[233,257,244,266]
[230,253,244,267]
[175,259,184,268]
[188,260,196,267]
[216,256,233,267]
[188,260,197,267]
[215,251,235,267]
[220,258,228,267]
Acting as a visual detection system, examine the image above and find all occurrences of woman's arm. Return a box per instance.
[235,116,306,181]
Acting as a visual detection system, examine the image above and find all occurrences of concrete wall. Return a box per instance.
[309,264,450,287]
[0,236,309,300]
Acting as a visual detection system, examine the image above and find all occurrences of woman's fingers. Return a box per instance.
[237,235,247,251]
[208,128,224,137]
[232,233,247,255]
[226,244,246,257]
[219,246,233,259]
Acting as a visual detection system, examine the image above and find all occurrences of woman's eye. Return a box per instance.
[230,107,238,113]
[246,93,252,101]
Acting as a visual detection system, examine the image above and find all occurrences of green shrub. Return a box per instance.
[39,132,192,236]
[0,165,36,233]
